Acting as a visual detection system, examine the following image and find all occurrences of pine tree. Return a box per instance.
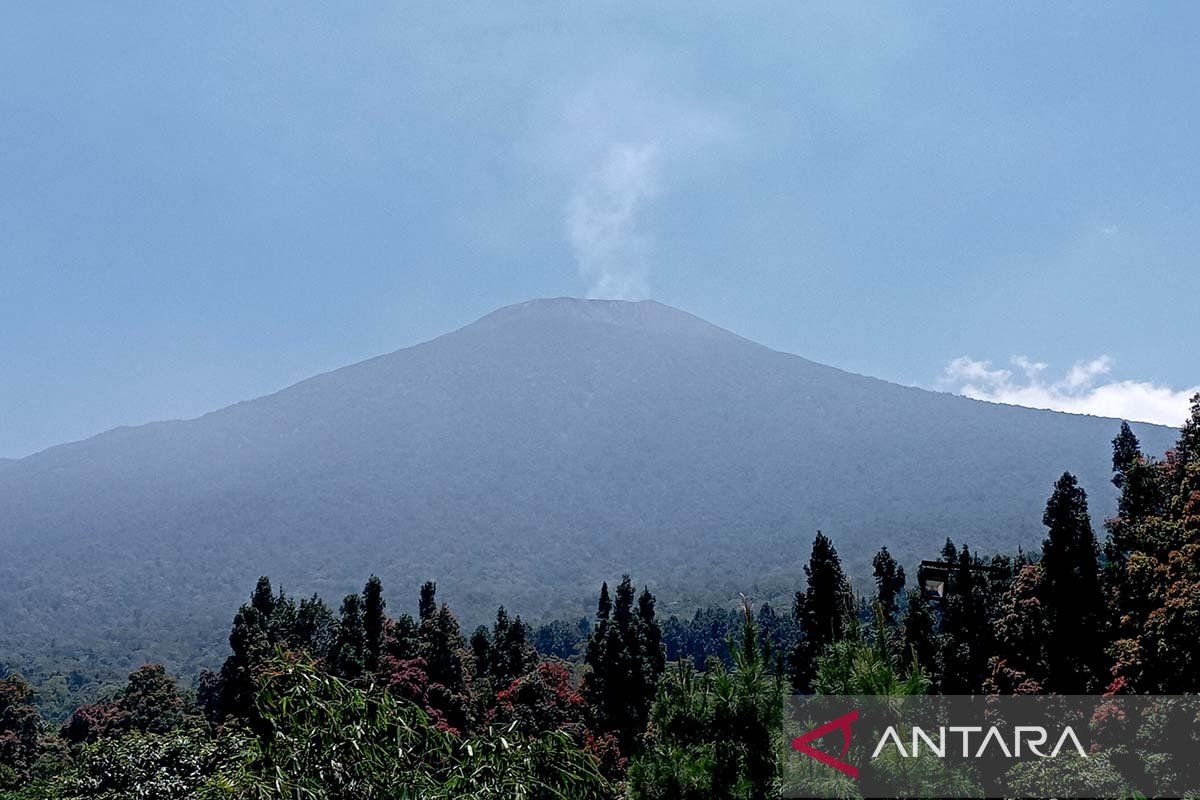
[584,576,664,755]
[901,587,939,683]
[251,576,275,618]
[331,594,366,680]
[418,602,471,732]
[941,537,958,563]
[938,544,1001,694]
[1111,421,1142,489]
[637,588,666,680]
[872,546,906,623]
[363,576,386,673]
[470,625,491,683]
[295,594,336,660]
[487,606,536,688]
[419,581,437,622]
[208,584,274,721]
[628,599,782,800]
[1039,472,1107,693]
[788,531,852,691]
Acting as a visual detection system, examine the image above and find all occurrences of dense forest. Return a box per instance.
[1,396,1198,798]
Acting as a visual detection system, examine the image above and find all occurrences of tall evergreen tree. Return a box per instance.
[1111,421,1142,489]
[901,587,939,682]
[251,576,275,618]
[1039,472,1107,693]
[418,602,471,732]
[362,576,386,673]
[872,546,906,623]
[941,537,958,563]
[487,606,536,689]
[295,594,336,660]
[331,594,366,680]
[584,576,664,755]
[788,531,852,691]
[206,581,276,721]
[419,581,438,622]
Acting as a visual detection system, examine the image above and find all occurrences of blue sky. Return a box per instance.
[2,2,1198,457]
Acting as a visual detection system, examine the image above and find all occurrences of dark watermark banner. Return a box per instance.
[782,695,1200,798]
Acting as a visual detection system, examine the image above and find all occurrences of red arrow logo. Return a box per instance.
[790,709,859,778]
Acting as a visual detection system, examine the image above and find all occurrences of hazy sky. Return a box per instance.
[3,3,1198,457]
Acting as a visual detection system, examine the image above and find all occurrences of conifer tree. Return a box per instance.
[470,625,491,683]
[637,588,666,680]
[788,531,852,691]
[941,537,958,563]
[901,587,939,682]
[872,546,906,623]
[419,581,437,622]
[331,594,366,680]
[251,576,275,618]
[362,576,386,673]
[207,585,274,721]
[418,602,471,732]
[1111,421,1142,489]
[486,606,536,688]
[295,594,336,660]
[1106,401,1200,693]
[1039,472,1107,693]
[584,576,664,754]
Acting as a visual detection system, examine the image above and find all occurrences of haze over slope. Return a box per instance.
[0,298,1176,677]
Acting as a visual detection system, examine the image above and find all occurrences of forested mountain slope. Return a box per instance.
[0,298,1177,684]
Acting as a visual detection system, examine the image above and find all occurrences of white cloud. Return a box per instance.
[941,355,1198,427]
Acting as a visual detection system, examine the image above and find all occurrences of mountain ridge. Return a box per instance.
[9,297,1169,465]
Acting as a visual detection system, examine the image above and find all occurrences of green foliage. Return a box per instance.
[202,578,337,723]
[210,655,611,800]
[1004,752,1126,799]
[0,675,42,788]
[1107,398,1200,693]
[629,601,783,800]
[936,544,1004,693]
[61,663,188,744]
[56,728,247,800]
[812,613,929,697]
[985,563,1050,693]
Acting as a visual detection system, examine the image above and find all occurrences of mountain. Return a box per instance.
[0,298,1177,681]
